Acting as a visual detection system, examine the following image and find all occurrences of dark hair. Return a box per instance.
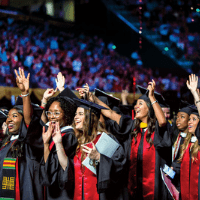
[45,96,77,126]
[132,100,156,145]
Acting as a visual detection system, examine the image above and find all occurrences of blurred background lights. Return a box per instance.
[164,47,169,51]
[112,45,116,50]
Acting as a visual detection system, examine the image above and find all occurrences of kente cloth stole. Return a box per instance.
[0,158,17,200]
[0,140,20,200]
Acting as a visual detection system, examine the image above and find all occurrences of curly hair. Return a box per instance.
[45,96,77,126]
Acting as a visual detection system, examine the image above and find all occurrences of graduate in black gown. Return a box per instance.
[0,68,44,200]
[72,98,128,200]
[40,93,78,200]
[91,80,172,200]
[171,74,200,200]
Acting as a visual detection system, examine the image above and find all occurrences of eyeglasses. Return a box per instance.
[45,111,63,118]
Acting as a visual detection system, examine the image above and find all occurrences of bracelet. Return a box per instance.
[20,93,29,97]
[151,100,158,105]
[196,100,200,104]
[41,101,47,105]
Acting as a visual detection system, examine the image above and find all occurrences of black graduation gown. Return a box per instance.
[39,126,77,200]
[0,116,44,200]
[108,114,172,200]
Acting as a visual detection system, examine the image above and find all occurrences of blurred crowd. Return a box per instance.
[0,16,191,97]
[122,0,200,73]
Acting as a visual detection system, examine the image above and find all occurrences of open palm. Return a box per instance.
[15,68,30,92]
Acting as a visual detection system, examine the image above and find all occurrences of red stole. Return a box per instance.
[73,135,101,200]
[128,129,156,200]
[180,143,200,200]
[49,133,66,151]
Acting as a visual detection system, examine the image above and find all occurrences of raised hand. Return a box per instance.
[186,74,198,93]
[43,88,57,101]
[42,122,53,144]
[55,72,65,92]
[76,83,89,99]
[52,122,62,144]
[81,142,100,160]
[147,79,156,98]
[14,67,30,93]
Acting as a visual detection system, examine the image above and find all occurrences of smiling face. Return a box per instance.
[188,114,199,133]
[176,112,189,132]
[134,99,149,123]
[47,101,65,127]
[74,107,85,130]
[6,108,23,135]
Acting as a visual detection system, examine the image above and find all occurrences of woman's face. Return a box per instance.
[47,101,65,127]
[6,108,23,134]
[134,99,149,123]
[188,114,199,133]
[74,107,85,130]
[176,112,189,132]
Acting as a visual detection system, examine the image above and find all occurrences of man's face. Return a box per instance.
[162,107,170,120]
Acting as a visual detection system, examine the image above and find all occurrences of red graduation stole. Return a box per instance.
[128,128,155,199]
[49,133,66,151]
[180,143,200,200]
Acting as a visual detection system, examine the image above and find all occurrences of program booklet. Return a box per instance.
[82,132,120,174]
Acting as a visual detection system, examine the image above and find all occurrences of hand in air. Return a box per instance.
[14,67,30,93]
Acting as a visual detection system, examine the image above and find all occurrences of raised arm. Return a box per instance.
[77,83,122,124]
[55,72,65,93]
[186,74,200,115]
[52,122,68,171]
[90,92,121,125]
[148,79,166,127]
[15,68,32,125]
[41,88,57,123]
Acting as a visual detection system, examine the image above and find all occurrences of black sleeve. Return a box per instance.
[154,121,172,149]
[96,134,126,193]
[107,114,134,144]
[40,130,77,188]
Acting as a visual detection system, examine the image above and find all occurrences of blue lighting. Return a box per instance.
[164,47,169,51]
[112,45,116,49]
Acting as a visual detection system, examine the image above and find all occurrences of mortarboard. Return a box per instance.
[178,100,193,115]
[137,85,165,104]
[137,85,165,118]
[94,88,120,110]
[59,87,78,100]
[188,104,199,117]
[15,96,43,118]
[73,98,108,136]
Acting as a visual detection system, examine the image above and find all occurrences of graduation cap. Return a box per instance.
[73,98,108,136]
[178,100,193,115]
[188,104,199,117]
[137,85,165,104]
[94,88,120,109]
[14,96,43,118]
[58,87,78,100]
[137,85,165,118]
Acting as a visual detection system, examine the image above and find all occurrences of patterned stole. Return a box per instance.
[0,140,20,200]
